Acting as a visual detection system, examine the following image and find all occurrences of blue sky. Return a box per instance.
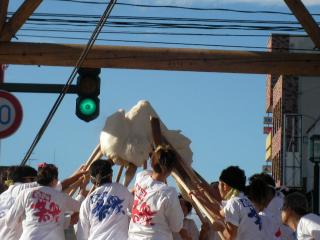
[1,0,320,184]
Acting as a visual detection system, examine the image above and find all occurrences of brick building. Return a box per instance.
[265,34,320,211]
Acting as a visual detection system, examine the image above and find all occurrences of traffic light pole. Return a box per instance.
[0,83,77,94]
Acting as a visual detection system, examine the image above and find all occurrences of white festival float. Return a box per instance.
[67,100,224,239]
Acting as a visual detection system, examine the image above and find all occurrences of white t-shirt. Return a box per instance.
[297,213,320,240]
[172,218,199,240]
[262,193,294,240]
[223,193,263,240]
[5,186,80,240]
[0,182,39,240]
[76,182,133,240]
[128,170,184,240]
[260,211,281,240]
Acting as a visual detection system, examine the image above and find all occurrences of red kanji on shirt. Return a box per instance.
[132,183,156,226]
[132,199,157,226]
[30,190,61,223]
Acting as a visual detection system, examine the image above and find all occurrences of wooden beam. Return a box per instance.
[0,0,9,32]
[284,0,320,49]
[0,42,320,75]
[0,0,42,41]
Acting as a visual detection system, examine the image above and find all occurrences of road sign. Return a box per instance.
[0,90,23,138]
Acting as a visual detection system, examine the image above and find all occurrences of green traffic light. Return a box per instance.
[79,98,97,116]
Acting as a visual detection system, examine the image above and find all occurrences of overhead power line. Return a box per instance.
[20,0,118,165]
[50,0,320,16]
[21,18,305,32]
[16,34,320,52]
[8,12,317,26]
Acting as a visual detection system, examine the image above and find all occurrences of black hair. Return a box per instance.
[245,177,273,208]
[219,166,246,192]
[151,145,176,174]
[10,166,37,183]
[0,166,14,193]
[249,173,276,196]
[6,166,17,181]
[283,192,309,216]
[250,173,275,186]
[89,159,113,186]
[178,194,193,215]
[210,181,219,186]
[37,164,58,186]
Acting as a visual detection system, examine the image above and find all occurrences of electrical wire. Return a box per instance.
[51,0,320,16]
[8,12,316,26]
[20,27,276,37]
[20,0,118,165]
[21,19,305,32]
[16,33,320,52]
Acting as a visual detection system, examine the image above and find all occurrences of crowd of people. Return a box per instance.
[0,145,319,240]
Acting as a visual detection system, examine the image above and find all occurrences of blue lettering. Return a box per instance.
[90,191,125,222]
[239,198,262,230]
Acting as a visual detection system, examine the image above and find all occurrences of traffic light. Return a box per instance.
[75,68,101,122]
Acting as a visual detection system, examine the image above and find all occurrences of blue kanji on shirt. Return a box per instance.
[90,191,125,221]
[239,198,262,230]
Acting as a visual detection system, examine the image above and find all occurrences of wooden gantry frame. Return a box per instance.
[1,1,320,238]
[0,0,319,75]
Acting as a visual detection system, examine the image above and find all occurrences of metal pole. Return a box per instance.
[0,83,77,94]
[314,162,319,214]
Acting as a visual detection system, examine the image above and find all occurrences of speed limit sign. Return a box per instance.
[0,90,23,139]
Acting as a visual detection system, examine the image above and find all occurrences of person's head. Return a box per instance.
[251,172,275,186]
[178,195,193,217]
[37,163,58,187]
[151,145,176,178]
[281,192,308,227]
[246,175,274,211]
[89,159,113,187]
[219,166,246,198]
[9,166,37,183]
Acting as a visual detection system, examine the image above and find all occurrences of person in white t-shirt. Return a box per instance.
[281,192,320,240]
[248,173,295,240]
[128,145,185,240]
[173,195,199,240]
[246,174,288,240]
[212,166,263,240]
[0,164,88,240]
[5,163,81,240]
[0,165,38,240]
[76,159,133,240]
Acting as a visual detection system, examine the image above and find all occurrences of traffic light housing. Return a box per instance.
[75,68,101,122]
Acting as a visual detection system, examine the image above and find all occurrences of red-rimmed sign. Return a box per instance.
[0,90,23,138]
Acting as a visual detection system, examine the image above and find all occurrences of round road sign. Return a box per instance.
[0,90,23,139]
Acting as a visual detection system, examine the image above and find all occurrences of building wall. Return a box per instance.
[265,34,289,113]
[267,34,291,184]
[289,36,320,192]
[266,34,320,187]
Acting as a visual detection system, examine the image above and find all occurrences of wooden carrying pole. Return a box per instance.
[116,165,124,183]
[150,117,225,239]
[284,0,320,49]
